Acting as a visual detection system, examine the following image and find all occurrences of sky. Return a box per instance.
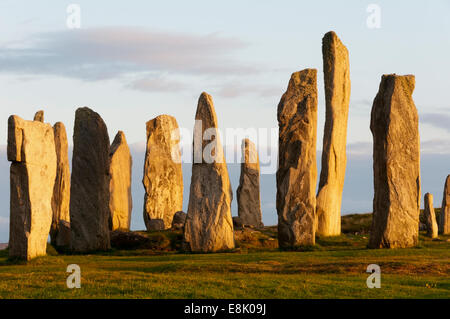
[0,1,450,242]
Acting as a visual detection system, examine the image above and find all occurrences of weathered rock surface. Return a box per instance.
[184,92,235,252]
[143,115,183,230]
[276,69,318,248]
[33,110,44,122]
[423,193,438,239]
[8,115,57,260]
[51,122,71,249]
[369,74,420,249]
[316,31,351,237]
[146,219,165,231]
[440,175,450,234]
[70,107,111,252]
[109,131,132,231]
[172,211,186,229]
[236,138,263,228]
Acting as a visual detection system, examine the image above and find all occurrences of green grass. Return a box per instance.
[0,229,449,299]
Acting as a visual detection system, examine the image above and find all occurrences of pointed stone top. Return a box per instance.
[196,92,218,128]
[110,131,128,155]
[323,31,345,46]
[34,110,44,122]
[53,121,66,130]
[75,107,105,120]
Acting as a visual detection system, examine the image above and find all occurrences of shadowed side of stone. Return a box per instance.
[276,69,318,249]
[143,115,183,230]
[109,131,133,231]
[316,31,351,237]
[8,115,57,260]
[369,74,420,249]
[70,107,111,252]
[184,92,235,252]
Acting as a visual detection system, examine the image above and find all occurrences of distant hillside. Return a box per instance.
[0,243,7,250]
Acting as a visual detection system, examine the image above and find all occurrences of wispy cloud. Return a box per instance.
[127,75,187,93]
[421,139,450,154]
[347,141,372,156]
[214,82,282,99]
[0,27,257,84]
[420,112,450,132]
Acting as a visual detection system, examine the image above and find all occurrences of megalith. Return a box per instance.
[316,31,351,236]
[423,193,438,239]
[369,74,420,249]
[70,107,111,252]
[8,115,57,260]
[236,138,263,228]
[51,122,71,249]
[184,92,235,252]
[276,69,318,248]
[143,115,183,230]
[109,131,133,231]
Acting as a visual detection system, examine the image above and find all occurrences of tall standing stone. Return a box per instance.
[70,107,111,252]
[369,74,420,249]
[423,193,438,239]
[440,175,450,234]
[51,122,71,248]
[8,115,57,260]
[109,131,133,231]
[236,138,263,228]
[184,92,235,252]
[34,110,44,122]
[316,31,351,237]
[277,69,318,248]
[143,115,183,230]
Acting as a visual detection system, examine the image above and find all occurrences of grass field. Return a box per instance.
[0,214,449,299]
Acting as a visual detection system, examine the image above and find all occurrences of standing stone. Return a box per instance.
[172,211,187,229]
[143,115,183,230]
[34,110,44,122]
[51,122,71,249]
[316,31,351,237]
[369,74,420,249]
[236,138,263,228]
[8,115,57,260]
[423,193,438,239]
[276,69,318,248]
[440,175,450,234]
[184,92,235,252]
[70,107,111,252]
[109,131,133,231]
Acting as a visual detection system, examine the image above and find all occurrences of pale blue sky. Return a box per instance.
[0,1,450,241]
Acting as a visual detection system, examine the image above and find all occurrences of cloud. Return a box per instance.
[421,139,450,154]
[127,76,187,93]
[420,112,450,132]
[347,139,450,155]
[0,27,256,82]
[347,141,372,156]
[214,82,282,98]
